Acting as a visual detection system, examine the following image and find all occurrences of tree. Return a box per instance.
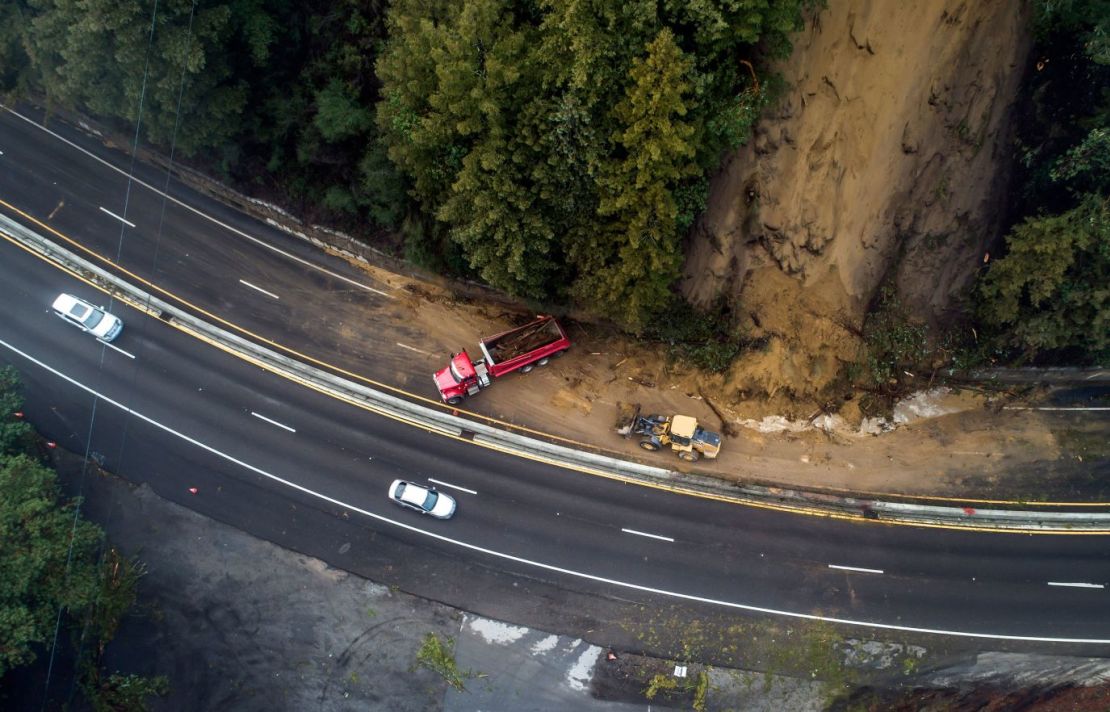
[977,194,1109,360]
[574,29,698,330]
[0,367,33,457]
[0,454,103,675]
[0,371,166,708]
[23,0,278,156]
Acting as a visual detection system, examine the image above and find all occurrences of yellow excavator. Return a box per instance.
[616,405,722,462]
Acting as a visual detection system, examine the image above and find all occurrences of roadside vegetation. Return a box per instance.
[0,0,1104,386]
[974,0,1109,366]
[414,631,475,692]
[0,0,812,336]
[0,367,166,711]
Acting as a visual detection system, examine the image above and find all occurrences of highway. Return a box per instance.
[2,104,1109,645]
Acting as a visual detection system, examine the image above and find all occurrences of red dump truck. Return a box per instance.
[433,316,571,404]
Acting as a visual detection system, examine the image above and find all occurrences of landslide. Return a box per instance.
[680,0,1033,406]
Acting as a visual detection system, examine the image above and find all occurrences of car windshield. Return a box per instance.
[421,490,439,510]
[75,305,104,328]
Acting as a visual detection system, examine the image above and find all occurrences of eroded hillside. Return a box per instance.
[682,0,1034,402]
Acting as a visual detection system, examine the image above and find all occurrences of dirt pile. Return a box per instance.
[681,0,1033,401]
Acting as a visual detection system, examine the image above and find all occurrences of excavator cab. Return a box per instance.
[668,415,697,458]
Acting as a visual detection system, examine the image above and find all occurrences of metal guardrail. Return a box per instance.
[4,212,1110,533]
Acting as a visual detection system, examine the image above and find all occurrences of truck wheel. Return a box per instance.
[552,350,567,358]
[678,451,700,462]
[446,397,463,405]
[536,357,550,366]
[520,364,535,374]
[639,440,660,451]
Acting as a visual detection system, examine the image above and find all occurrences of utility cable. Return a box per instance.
[40,1,162,708]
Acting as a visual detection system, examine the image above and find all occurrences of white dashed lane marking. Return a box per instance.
[239,279,280,299]
[250,411,296,433]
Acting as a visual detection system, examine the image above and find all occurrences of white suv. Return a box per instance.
[51,293,123,342]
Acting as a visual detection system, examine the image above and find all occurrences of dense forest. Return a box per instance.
[0,0,1106,371]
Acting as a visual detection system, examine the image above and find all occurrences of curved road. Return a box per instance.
[1,105,1109,646]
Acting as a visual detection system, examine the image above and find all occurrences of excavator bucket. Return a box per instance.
[615,403,643,437]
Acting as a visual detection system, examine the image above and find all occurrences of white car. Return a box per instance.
[388,480,456,519]
[51,293,123,342]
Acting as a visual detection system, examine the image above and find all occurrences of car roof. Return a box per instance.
[398,482,430,506]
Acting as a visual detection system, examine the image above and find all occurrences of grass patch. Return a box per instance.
[414,632,473,692]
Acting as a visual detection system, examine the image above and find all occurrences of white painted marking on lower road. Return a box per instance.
[239,279,280,300]
[829,564,885,575]
[98,340,135,359]
[250,411,296,433]
[428,478,477,495]
[396,342,431,355]
[621,528,675,543]
[1004,406,1110,411]
[98,206,136,228]
[7,335,1110,645]
[1047,581,1104,589]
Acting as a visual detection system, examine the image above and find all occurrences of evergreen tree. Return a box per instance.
[574,29,698,330]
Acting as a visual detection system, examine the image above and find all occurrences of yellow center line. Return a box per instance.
[3,200,1109,529]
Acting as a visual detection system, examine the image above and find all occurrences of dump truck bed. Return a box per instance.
[480,317,566,364]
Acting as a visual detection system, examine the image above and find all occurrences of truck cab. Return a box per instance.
[433,351,490,405]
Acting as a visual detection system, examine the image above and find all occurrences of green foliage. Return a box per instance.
[313,79,374,141]
[414,632,471,691]
[0,454,103,675]
[973,0,1109,367]
[1036,0,1110,64]
[85,672,169,712]
[22,0,274,156]
[11,0,812,328]
[977,195,1110,360]
[0,366,34,457]
[379,0,811,329]
[0,371,164,707]
[644,672,679,699]
[643,296,750,373]
[79,550,167,712]
[0,1,32,93]
[574,28,698,329]
[692,669,710,711]
[1051,127,1110,192]
[857,286,930,388]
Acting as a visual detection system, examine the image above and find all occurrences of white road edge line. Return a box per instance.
[239,279,280,300]
[396,342,431,355]
[98,340,135,359]
[829,564,885,575]
[1047,581,1105,589]
[1003,406,1110,411]
[428,478,477,495]
[249,411,296,433]
[3,106,392,299]
[98,206,136,228]
[6,335,1110,645]
[621,528,675,543]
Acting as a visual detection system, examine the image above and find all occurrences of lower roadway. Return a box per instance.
[3,236,1110,645]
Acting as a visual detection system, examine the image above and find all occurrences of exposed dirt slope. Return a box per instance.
[681,0,1033,400]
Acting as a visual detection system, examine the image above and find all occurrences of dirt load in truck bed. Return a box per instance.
[486,318,563,363]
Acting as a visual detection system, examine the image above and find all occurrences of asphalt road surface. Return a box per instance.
[2,104,1109,646]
